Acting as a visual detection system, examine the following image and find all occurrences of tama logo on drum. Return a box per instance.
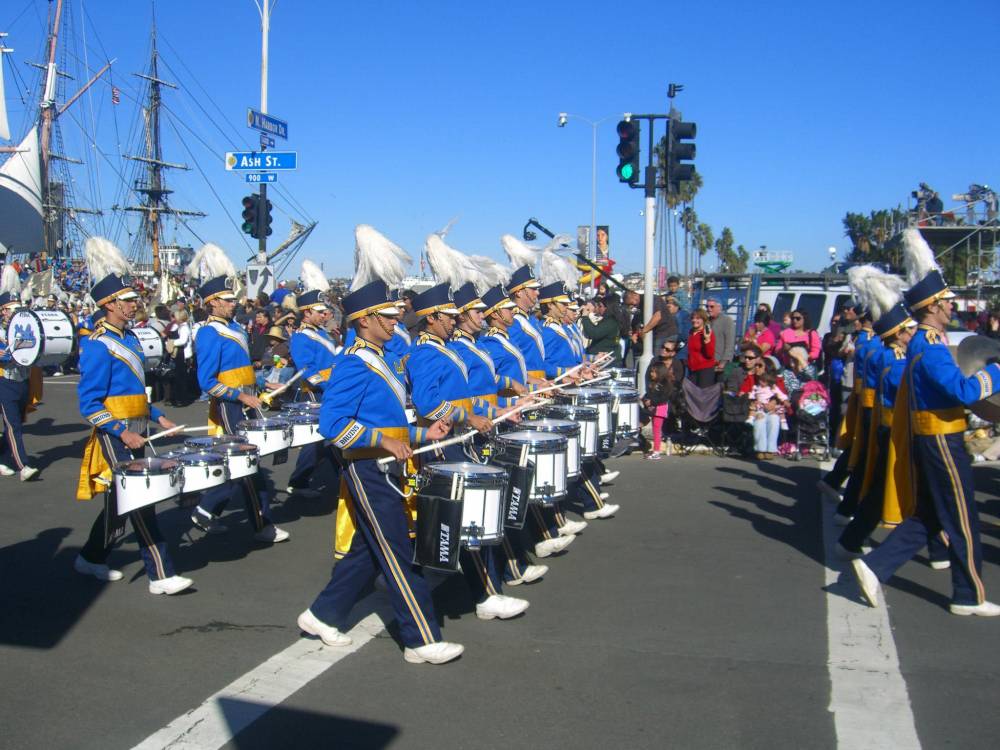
[439,523,451,562]
[507,487,522,520]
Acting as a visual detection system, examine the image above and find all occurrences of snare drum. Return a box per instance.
[281,401,322,415]
[185,435,259,479]
[131,327,164,371]
[159,447,229,494]
[424,461,506,547]
[518,418,581,479]
[285,413,323,447]
[533,404,599,459]
[112,457,184,514]
[609,386,640,438]
[6,309,75,367]
[493,431,568,505]
[606,366,637,387]
[236,418,292,456]
[556,387,616,454]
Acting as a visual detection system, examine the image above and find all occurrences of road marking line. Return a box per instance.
[131,595,393,750]
[818,462,921,749]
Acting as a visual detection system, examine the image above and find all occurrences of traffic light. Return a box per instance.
[241,195,259,237]
[667,117,697,193]
[616,119,640,184]
[262,199,273,237]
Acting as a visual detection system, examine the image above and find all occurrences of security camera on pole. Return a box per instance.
[616,84,697,376]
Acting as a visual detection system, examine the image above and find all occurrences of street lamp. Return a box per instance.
[557,112,613,262]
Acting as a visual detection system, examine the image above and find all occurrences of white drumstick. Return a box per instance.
[146,424,187,443]
[262,369,305,403]
[523,372,611,399]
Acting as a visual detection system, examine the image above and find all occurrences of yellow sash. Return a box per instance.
[26,367,43,414]
[846,399,870,470]
[860,375,888,500]
[477,393,499,406]
[207,366,257,435]
[882,367,916,525]
[528,370,546,379]
[334,427,415,558]
[837,392,858,450]
[76,394,149,501]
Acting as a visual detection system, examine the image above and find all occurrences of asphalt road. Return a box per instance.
[1,378,999,749]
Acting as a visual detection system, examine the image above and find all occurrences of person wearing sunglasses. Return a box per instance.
[776,309,820,368]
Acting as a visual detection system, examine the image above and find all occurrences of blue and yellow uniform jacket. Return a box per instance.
[508,312,546,377]
[76,321,162,500]
[321,338,429,455]
[449,330,517,408]
[78,321,163,437]
[196,316,256,401]
[406,332,493,424]
[541,317,580,378]
[290,323,340,391]
[565,322,585,361]
[479,327,529,389]
[878,341,908,414]
[343,323,410,370]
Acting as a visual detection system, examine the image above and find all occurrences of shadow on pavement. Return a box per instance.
[220,697,399,750]
[0,528,104,649]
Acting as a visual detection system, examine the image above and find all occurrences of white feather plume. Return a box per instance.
[85,236,132,282]
[542,233,575,254]
[426,233,478,288]
[540,249,580,289]
[847,264,905,321]
[501,234,539,270]
[901,227,942,286]
[1,264,21,297]
[300,259,329,294]
[468,255,510,290]
[185,242,236,282]
[352,224,412,291]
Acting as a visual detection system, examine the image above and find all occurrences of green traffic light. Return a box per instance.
[620,164,634,180]
[242,221,253,234]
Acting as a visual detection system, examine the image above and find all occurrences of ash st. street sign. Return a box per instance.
[225,151,297,170]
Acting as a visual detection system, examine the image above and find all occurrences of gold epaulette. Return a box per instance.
[923,328,943,345]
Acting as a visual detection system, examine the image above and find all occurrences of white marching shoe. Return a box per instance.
[507,564,548,586]
[929,559,951,570]
[584,503,619,520]
[558,519,587,536]
[0,464,15,477]
[254,525,290,543]
[534,536,573,558]
[297,609,353,646]
[404,641,464,665]
[600,470,619,483]
[475,594,529,620]
[949,601,1000,617]
[190,509,228,535]
[73,554,123,582]
[19,466,39,482]
[851,559,880,608]
[148,575,194,596]
[599,491,611,501]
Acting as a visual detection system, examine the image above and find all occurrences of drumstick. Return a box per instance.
[146,424,187,443]
[261,369,305,404]
[524,372,611,399]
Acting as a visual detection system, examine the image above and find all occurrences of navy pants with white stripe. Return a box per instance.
[0,378,31,471]
[79,432,175,581]
[310,459,442,647]
[863,433,987,606]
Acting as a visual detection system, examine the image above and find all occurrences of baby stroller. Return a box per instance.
[792,380,831,460]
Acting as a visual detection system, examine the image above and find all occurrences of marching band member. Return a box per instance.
[185,244,289,544]
[502,235,549,383]
[406,281,530,620]
[73,238,192,594]
[831,276,881,526]
[298,278,465,664]
[0,266,40,480]
[852,229,1000,616]
[286,260,340,496]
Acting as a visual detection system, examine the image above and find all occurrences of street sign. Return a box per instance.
[259,133,275,148]
[246,263,276,298]
[247,108,288,140]
[245,172,278,184]
[225,151,297,171]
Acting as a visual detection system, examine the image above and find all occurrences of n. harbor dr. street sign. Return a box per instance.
[247,108,288,140]
[225,151,297,170]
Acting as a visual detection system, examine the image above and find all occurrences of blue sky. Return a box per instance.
[3,0,998,278]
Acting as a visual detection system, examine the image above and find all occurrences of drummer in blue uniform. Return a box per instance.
[73,237,192,595]
[0,266,40,481]
[406,282,531,621]
[450,281,549,587]
[479,285,574,561]
[185,243,289,545]
[852,229,1000,616]
[297,279,466,664]
[506,265,550,382]
[286,260,340,497]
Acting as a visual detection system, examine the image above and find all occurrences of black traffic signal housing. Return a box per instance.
[616,119,640,184]
[262,199,274,237]
[667,117,697,193]
[241,195,259,237]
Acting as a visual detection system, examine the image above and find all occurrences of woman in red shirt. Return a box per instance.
[686,309,717,387]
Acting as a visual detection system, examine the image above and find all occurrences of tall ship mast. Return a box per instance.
[117,19,204,275]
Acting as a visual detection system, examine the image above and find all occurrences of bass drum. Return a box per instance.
[131,327,164,371]
[6,309,75,367]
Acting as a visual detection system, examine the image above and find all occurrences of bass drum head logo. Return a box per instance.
[8,312,41,367]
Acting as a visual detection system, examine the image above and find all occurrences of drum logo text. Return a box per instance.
[439,523,451,562]
[507,487,522,521]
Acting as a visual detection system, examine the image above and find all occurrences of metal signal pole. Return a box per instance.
[255,0,273,260]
